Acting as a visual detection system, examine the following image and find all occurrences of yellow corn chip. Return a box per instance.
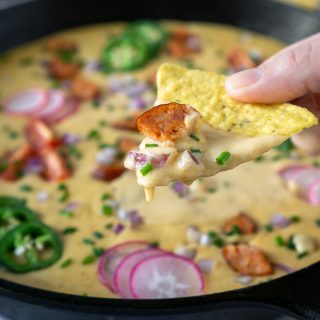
[156,63,317,136]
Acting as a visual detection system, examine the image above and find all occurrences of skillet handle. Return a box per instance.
[233,262,320,319]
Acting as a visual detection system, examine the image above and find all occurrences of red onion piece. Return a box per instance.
[128,210,144,228]
[197,259,214,274]
[235,275,253,285]
[273,263,295,274]
[172,181,189,197]
[63,201,80,211]
[187,151,199,164]
[113,223,125,235]
[270,213,291,229]
[61,133,82,145]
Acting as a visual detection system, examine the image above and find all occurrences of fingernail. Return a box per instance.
[226,68,262,91]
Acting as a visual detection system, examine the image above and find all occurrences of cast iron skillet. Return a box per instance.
[0,0,320,319]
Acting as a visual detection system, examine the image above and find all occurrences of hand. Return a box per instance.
[225,33,320,154]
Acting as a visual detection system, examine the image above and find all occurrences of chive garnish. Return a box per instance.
[315,218,320,227]
[216,151,231,166]
[213,237,224,248]
[8,131,18,139]
[297,252,309,259]
[145,144,159,148]
[140,163,153,176]
[102,204,113,216]
[263,224,273,232]
[92,247,104,257]
[275,235,285,247]
[254,155,265,162]
[226,225,242,236]
[67,145,82,159]
[207,230,218,239]
[60,258,73,268]
[274,139,295,152]
[57,183,70,203]
[83,238,95,246]
[208,187,217,193]
[92,100,101,109]
[190,134,200,142]
[87,129,101,140]
[62,227,78,235]
[105,223,114,229]
[98,120,108,127]
[20,184,33,192]
[82,255,96,265]
[290,215,301,223]
[93,231,104,239]
[59,209,73,218]
[190,149,201,153]
[101,193,111,201]
[286,235,296,251]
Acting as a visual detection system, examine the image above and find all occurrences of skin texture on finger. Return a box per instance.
[225,33,320,103]
[291,93,320,154]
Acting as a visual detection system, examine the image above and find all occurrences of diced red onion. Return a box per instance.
[150,154,169,168]
[24,156,43,174]
[113,223,125,235]
[197,259,214,273]
[124,82,148,97]
[273,263,295,274]
[186,35,202,50]
[96,147,118,165]
[128,152,169,169]
[84,59,102,72]
[128,97,147,111]
[172,181,189,197]
[235,275,253,285]
[270,213,291,228]
[128,210,144,228]
[61,133,82,145]
[63,201,80,211]
[36,190,49,202]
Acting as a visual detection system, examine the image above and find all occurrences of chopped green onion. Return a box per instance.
[140,163,153,176]
[107,104,115,111]
[254,155,265,162]
[315,218,320,227]
[50,79,60,88]
[263,224,273,232]
[67,145,82,160]
[145,143,159,148]
[8,131,18,139]
[59,209,73,218]
[0,161,8,173]
[290,215,301,223]
[274,139,295,152]
[213,237,224,248]
[286,235,296,251]
[98,120,108,127]
[93,231,104,239]
[83,238,95,245]
[105,223,114,229]
[57,183,70,203]
[208,187,217,193]
[216,151,231,166]
[275,235,285,247]
[222,181,231,189]
[20,184,33,192]
[92,247,104,257]
[190,149,201,153]
[102,204,113,216]
[297,252,309,259]
[101,193,111,201]
[189,134,200,142]
[207,230,218,239]
[82,255,96,265]
[92,100,101,109]
[87,129,101,140]
[312,160,320,167]
[62,227,78,235]
[60,258,73,268]
[226,225,242,236]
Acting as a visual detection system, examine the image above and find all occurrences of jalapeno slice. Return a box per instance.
[0,206,38,239]
[125,20,168,56]
[102,35,150,72]
[0,222,62,273]
[0,195,26,208]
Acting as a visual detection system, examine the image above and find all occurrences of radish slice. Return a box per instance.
[97,241,149,292]
[4,89,48,115]
[278,165,308,181]
[130,254,205,299]
[37,90,66,118]
[46,98,79,124]
[114,248,165,298]
[292,168,320,190]
[307,179,320,205]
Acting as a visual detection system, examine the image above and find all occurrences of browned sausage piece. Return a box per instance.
[136,102,195,142]
[222,244,273,276]
[71,77,100,100]
[92,163,126,182]
[48,57,80,80]
[112,118,138,132]
[118,138,139,153]
[45,38,77,53]
[223,212,257,235]
[227,49,258,71]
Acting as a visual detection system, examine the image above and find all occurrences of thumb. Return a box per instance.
[225,33,320,103]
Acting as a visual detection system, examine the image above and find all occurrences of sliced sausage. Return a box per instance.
[223,212,257,235]
[71,76,100,100]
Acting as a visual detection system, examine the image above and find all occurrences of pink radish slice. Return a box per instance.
[278,165,309,181]
[97,241,149,292]
[291,168,320,194]
[307,179,320,205]
[46,98,79,124]
[130,254,205,299]
[114,248,166,298]
[4,89,48,115]
[37,90,66,118]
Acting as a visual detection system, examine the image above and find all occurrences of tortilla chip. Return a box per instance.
[156,63,317,136]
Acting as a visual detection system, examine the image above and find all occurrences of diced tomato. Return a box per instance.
[39,149,71,181]
[25,120,60,151]
[0,144,33,181]
[92,163,126,182]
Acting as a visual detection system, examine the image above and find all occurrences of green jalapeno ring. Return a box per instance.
[0,195,26,208]
[101,35,150,72]
[0,222,62,273]
[125,20,168,56]
[0,206,38,239]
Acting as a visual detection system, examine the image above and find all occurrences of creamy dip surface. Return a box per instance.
[0,21,320,298]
